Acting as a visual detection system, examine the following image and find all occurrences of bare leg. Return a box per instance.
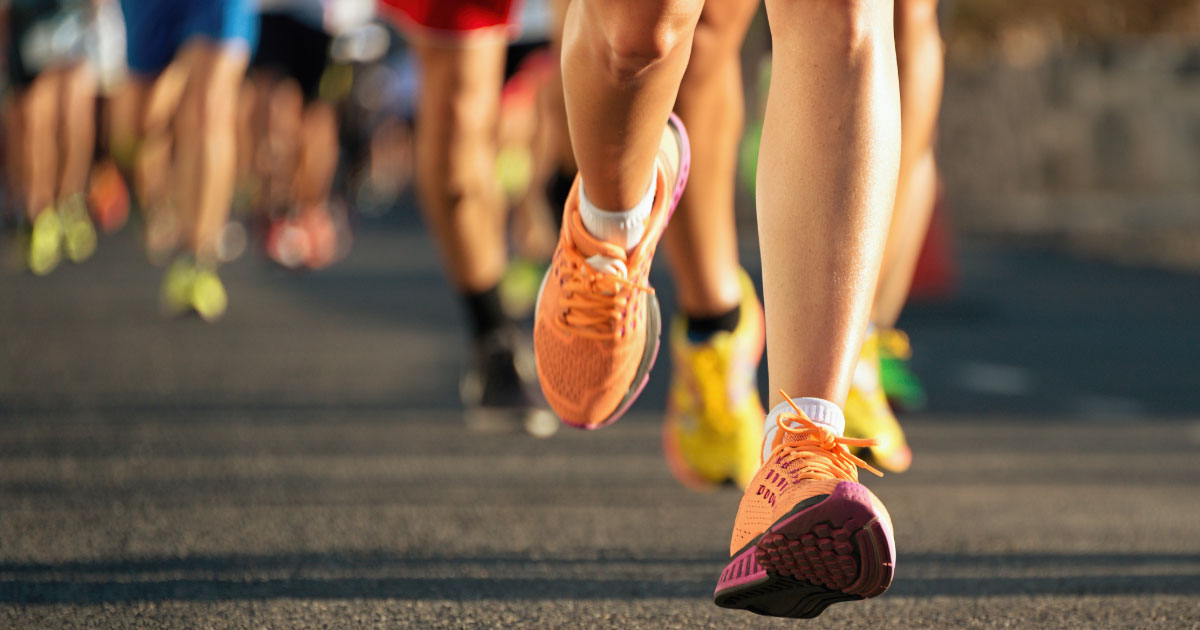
[263,78,304,211]
[134,63,187,214]
[173,42,250,263]
[56,63,97,201]
[22,71,62,218]
[757,0,900,406]
[561,0,703,211]
[295,101,338,206]
[411,34,508,292]
[663,0,760,317]
[872,0,942,327]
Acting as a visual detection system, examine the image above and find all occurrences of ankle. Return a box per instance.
[578,172,655,251]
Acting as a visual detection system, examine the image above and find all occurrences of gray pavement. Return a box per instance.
[3,214,1200,628]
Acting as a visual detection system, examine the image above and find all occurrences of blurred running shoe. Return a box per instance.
[265,215,309,269]
[714,393,893,618]
[534,114,689,429]
[59,194,97,263]
[844,329,912,473]
[160,256,227,322]
[191,267,228,322]
[87,160,130,234]
[877,327,927,412]
[663,268,765,489]
[298,203,337,270]
[161,255,199,316]
[461,326,558,438]
[498,257,548,319]
[27,208,63,276]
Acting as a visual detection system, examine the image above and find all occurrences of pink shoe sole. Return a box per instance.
[714,481,895,618]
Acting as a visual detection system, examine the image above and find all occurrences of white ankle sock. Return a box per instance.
[579,174,655,251]
[762,397,845,463]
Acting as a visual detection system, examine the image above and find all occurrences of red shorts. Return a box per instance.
[378,0,520,37]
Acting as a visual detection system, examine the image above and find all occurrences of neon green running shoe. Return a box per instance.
[844,328,912,473]
[161,255,198,316]
[190,267,228,322]
[662,269,766,490]
[498,257,548,319]
[59,194,97,264]
[877,327,927,412]
[27,208,63,276]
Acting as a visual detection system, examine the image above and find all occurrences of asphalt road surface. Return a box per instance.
[3,213,1199,629]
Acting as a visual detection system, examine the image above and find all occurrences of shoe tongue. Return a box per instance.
[568,211,627,261]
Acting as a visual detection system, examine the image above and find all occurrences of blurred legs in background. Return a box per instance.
[380,0,555,437]
[842,0,944,473]
[117,0,256,322]
[6,1,99,275]
[247,10,344,271]
[660,0,766,490]
[867,0,945,414]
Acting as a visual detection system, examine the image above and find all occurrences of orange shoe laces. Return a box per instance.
[554,246,654,340]
[768,391,884,482]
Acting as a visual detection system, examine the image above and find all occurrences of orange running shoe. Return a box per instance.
[714,392,895,618]
[534,114,690,429]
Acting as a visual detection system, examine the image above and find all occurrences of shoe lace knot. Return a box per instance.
[554,248,653,340]
[768,391,883,482]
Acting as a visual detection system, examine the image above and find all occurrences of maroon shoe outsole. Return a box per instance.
[714,481,895,618]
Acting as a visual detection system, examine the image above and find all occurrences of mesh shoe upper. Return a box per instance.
[534,167,672,428]
[729,395,889,555]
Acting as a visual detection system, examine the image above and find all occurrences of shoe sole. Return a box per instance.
[539,113,691,431]
[714,481,895,618]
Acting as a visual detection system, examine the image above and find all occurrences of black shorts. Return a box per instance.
[251,12,332,101]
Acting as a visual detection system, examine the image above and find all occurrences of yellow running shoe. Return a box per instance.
[27,208,63,276]
[844,329,912,473]
[663,268,765,489]
[161,255,198,316]
[191,267,228,323]
[59,194,97,264]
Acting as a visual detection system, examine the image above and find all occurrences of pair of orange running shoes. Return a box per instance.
[532,115,896,618]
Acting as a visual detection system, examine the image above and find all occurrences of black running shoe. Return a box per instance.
[461,327,558,437]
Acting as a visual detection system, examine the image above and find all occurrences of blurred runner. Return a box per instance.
[116,0,257,321]
[247,0,346,270]
[5,0,99,275]
[864,0,944,416]
[378,0,556,437]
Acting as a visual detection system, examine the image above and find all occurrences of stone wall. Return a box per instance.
[939,39,1200,269]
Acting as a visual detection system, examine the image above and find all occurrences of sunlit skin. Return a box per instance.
[560,0,900,407]
[14,64,96,218]
[872,0,943,328]
[411,32,510,292]
[172,42,251,264]
[661,0,761,318]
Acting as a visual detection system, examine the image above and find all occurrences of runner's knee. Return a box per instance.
[586,0,703,81]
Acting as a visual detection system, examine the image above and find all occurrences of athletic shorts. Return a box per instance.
[252,13,332,102]
[7,0,91,88]
[119,0,259,76]
[377,0,521,38]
